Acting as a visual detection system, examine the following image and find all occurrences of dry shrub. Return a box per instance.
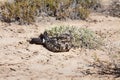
[0,0,100,24]
[79,7,90,20]
[78,0,99,8]
[46,26,103,49]
[91,37,120,77]
[109,0,120,18]
[0,0,41,24]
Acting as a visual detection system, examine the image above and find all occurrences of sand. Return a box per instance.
[0,12,120,80]
[0,0,120,80]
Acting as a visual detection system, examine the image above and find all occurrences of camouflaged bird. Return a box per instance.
[30,31,73,52]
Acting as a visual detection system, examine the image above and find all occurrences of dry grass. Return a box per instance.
[0,0,41,24]
[0,0,100,24]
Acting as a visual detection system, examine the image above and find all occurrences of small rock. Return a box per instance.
[10,68,16,71]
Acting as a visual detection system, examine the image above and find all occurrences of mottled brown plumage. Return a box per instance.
[29,31,72,52]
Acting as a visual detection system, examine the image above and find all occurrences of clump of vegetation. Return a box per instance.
[0,0,100,24]
[79,8,90,20]
[109,0,120,18]
[92,52,120,77]
[91,34,120,77]
[78,0,99,8]
[46,26,103,49]
[0,0,41,24]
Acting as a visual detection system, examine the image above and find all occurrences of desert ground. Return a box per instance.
[0,0,120,80]
[0,12,120,80]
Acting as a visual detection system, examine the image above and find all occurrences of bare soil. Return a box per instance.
[0,12,120,80]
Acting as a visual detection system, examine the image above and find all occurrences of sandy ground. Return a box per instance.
[0,12,120,80]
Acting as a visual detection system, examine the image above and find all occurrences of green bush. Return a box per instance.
[46,26,103,49]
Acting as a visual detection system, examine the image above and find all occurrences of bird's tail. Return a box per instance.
[29,38,42,44]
